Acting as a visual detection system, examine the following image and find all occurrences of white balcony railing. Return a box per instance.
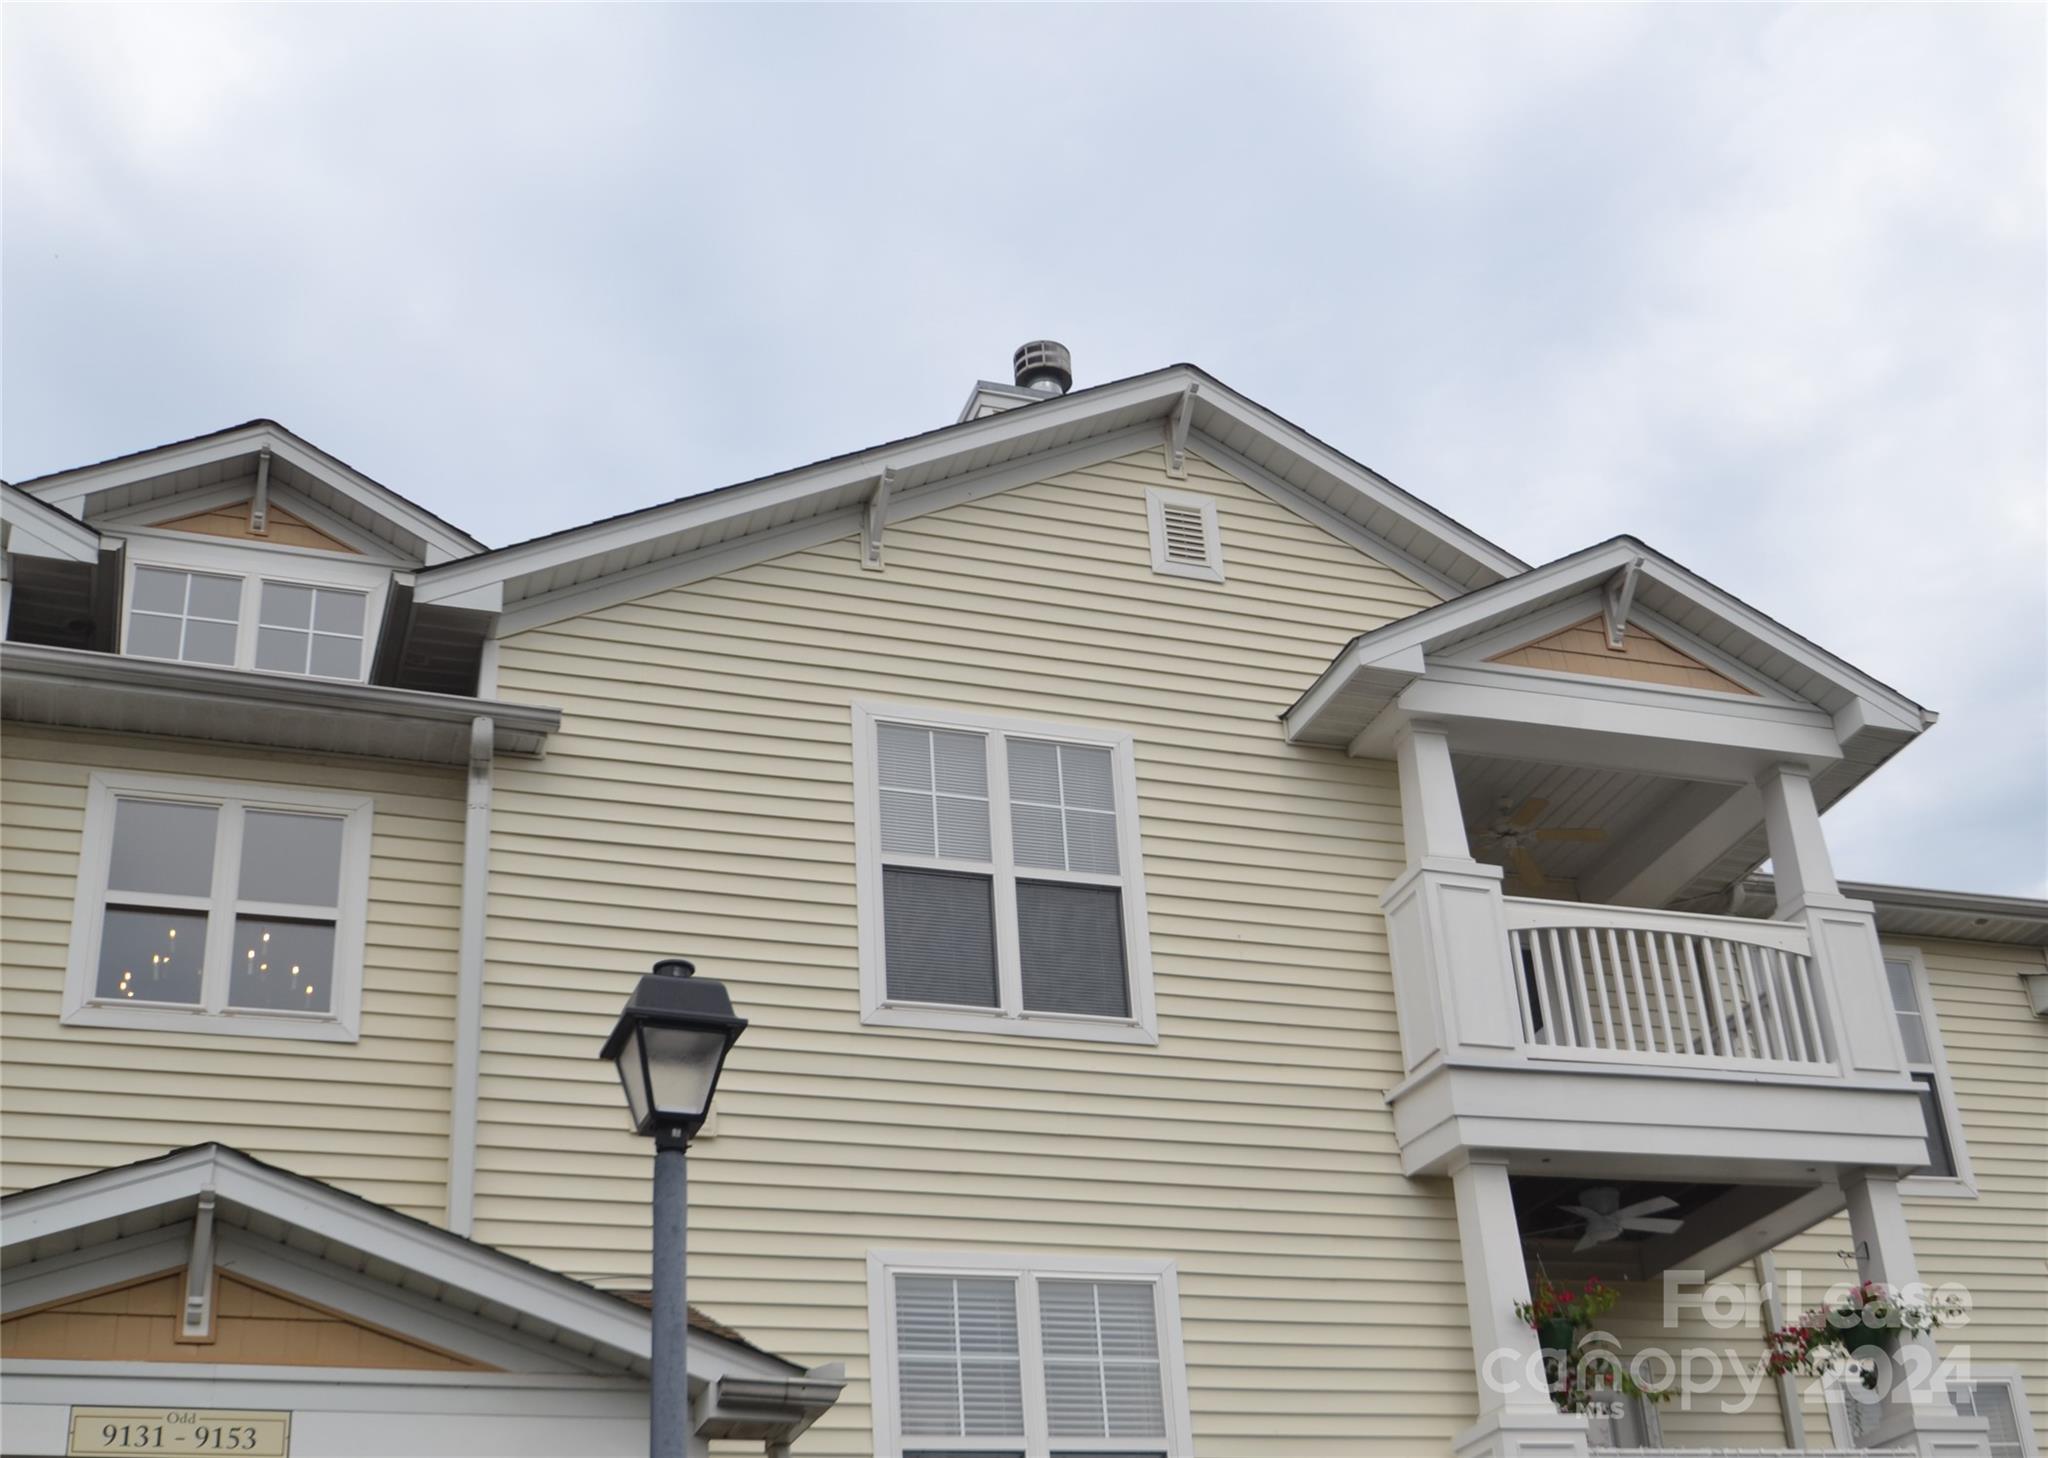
[1503,899,1836,1072]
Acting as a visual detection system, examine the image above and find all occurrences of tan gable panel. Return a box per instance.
[1,1270,491,1370]
[1488,615,1756,695]
[155,500,361,554]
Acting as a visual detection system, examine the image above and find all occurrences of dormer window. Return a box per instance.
[127,567,243,666]
[121,551,385,684]
[256,583,369,679]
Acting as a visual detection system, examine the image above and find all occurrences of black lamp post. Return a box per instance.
[600,958,747,1458]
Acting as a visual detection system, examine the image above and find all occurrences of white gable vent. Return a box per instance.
[1145,487,1224,583]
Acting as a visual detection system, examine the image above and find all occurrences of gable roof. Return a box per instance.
[0,1143,799,1379]
[12,419,483,566]
[1285,534,1934,746]
[410,364,1527,625]
[1284,534,1937,907]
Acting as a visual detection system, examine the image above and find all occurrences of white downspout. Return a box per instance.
[1756,1250,1806,1449]
[447,714,494,1235]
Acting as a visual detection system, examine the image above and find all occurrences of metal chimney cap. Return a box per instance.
[1013,340,1073,396]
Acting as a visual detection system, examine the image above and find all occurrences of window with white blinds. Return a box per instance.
[872,1254,1190,1458]
[1883,948,1973,1190]
[1834,1370,2036,1457]
[855,704,1157,1044]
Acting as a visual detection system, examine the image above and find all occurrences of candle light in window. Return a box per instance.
[291,965,301,977]
[246,949,255,960]
[167,928,175,938]
[262,931,271,943]
[259,962,268,971]
[304,984,315,996]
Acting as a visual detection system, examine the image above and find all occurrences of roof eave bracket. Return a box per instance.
[249,449,272,536]
[1165,384,1199,479]
[860,468,897,572]
[1602,554,1644,651]
[180,1186,217,1341]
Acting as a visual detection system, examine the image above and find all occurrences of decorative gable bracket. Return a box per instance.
[861,468,898,572]
[180,1186,217,1342]
[249,449,273,535]
[1165,384,1199,479]
[1602,554,1644,652]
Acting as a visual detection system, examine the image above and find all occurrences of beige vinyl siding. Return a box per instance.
[1775,935,2048,1442]
[1592,935,2048,1448]
[479,447,1456,1455]
[0,727,464,1222]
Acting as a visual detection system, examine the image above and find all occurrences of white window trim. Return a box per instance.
[851,701,1158,1046]
[1824,1363,2037,1454]
[117,534,392,685]
[62,771,375,1043]
[1144,487,1225,584]
[1883,943,1978,1198]
[865,1249,1196,1458]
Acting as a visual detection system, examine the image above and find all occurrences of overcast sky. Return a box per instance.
[5,5,2042,895]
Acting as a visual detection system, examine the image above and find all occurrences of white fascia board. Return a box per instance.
[1184,433,1472,600]
[0,1146,811,1382]
[1190,387,1527,583]
[1,1147,651,1363]
[24,424,481,566]
[1630,555,1930,735]
[1281,639,1426,743]
[489,424,1165,634]
[431,364,1529,617]
[417,372,1198,608]
[2,487,102,563]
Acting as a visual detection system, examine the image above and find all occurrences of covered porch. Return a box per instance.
[1286,539,1992,1458]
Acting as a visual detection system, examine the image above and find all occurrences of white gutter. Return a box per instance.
[447,716,494,1236]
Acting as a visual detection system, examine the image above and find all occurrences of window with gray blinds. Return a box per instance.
[872,717,1135,1026]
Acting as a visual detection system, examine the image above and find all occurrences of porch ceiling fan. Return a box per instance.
[1546,1187,1686,1251]
[1469,796,1606,893]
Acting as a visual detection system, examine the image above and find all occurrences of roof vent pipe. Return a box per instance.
[1013,340,1073,396]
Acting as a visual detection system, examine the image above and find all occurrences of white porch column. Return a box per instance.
[1841,1170,1991,1457]
[1396,721,1473,864]
[1382,724,1522,1069]
[1760,764,1905,1077]
[1448,1156,1587,1458]
[1757,763,1838,906]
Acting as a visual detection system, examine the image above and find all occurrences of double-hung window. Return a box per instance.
[1882,946,1974,1192]
[63,771,374,1041]
[867,1252,1194,1458]
[853,703,1156,1044]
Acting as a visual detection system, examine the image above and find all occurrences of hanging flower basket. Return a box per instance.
[1536,1315,1582,1358]
[1764,1280,1961,1390]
